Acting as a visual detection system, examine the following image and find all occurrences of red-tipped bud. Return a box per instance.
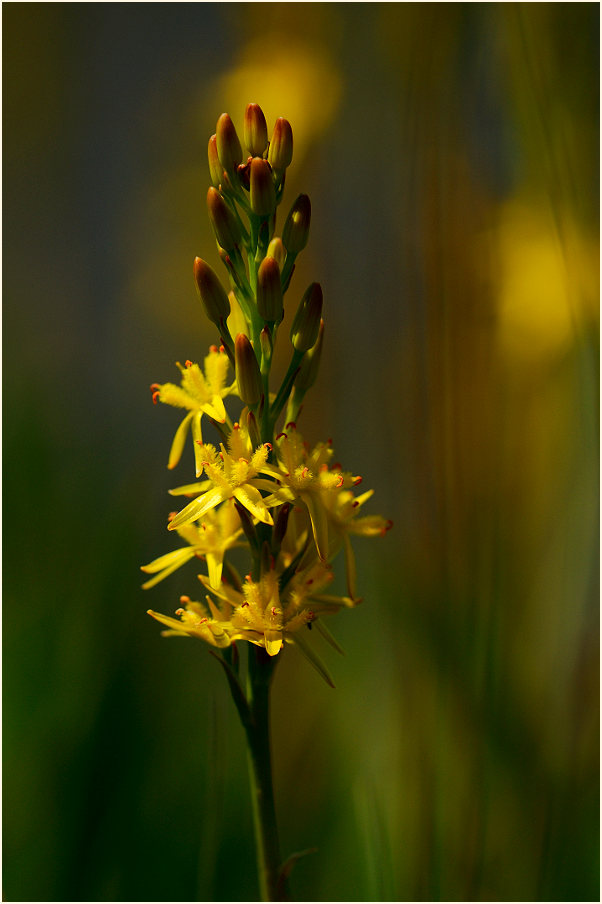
[268,117,293,172]
[208,134,222,188]
[294,318,324,391]
[194,257,231,325]
[282,194,311,253]
[235,334,263,406]
[257,257,284,323]
[207,187,241,252]
[216,113,242,173]
[290,283,323,352]
[249,157,276,216]
[266,237,286,269]
[244,103,268,157]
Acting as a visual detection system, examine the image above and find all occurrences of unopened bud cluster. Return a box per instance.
[144,103,390,681]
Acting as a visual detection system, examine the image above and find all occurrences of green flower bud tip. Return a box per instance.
[295,318,324,391]
[257,257,284,323]
[208,134,222,188]
[291,282,323,352]
[207,187,241,252]
[249,157,276,216]
[260,326,273,365]
[216,112,242,173]
[266,237,286,269]
[244,103,268,157]
[235,333,263,406]
[283,194,311,253]
[194,257,231,325]
[268,117,293,172]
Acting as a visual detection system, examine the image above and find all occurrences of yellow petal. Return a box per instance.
[206,551,223,590]
[192,411,204,477]
[167,412,193,470]
[233,485,274,525]
[168,486,228,530]
[265,629,283,656]
[302,492,329,561]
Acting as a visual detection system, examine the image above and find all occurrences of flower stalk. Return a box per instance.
[143,103,391,901]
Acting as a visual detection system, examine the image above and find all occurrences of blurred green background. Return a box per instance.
[3,3,599,901]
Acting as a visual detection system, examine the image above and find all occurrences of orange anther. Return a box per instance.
[152,391,160,405]
[209,345,218,353]
[180,595,191,604]
[150,382,161,391]
[233,422,240,430]
[301,466,309,478]
[175,608,184,616]
[271,606,277,616]
[354,476,363,486]
[276,432,287,441]
[285,421,296,430]
[336,474,344,488]
[264,442,273,451]
[185,360,194,368]
[219,345,225,354]
[167,511,177,521]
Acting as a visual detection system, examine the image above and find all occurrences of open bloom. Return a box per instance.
[141,499,244,589]
[167,421,277,530]
[259,425,362,561]
[319,488,393,599]
[148,559,355,683]
[151,346,235,476]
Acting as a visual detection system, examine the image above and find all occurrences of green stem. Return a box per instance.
[245,648,289,902]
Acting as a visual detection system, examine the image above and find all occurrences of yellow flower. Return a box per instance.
[141,499,244,590]
[258,425,362,562]
[319,488,393,599]
[151,346,235,476]
[147,594,234,648]
[167,422,276,530]
[198,560,351,659]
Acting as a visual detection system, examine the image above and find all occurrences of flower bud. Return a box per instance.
[249,157,276,216]
[260,326,273,365]
[282,194,311,253]
[268,117,293,172]
[272,503,291,551]
[257,257,283,323]
[235,334,263,405]
[207,187,240,252]
[216,113,242,173]
[208,134,222,188]
[294,319,324,391]
[244,103,268,157]
[194,257,231,325]
[266,237,286,269]
[290,283,323,352]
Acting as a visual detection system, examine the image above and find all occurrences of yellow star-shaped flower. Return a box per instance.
[151,346,235,476]
[141,499,245,590]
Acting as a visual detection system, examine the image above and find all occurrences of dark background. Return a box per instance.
[4,3,599,901]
